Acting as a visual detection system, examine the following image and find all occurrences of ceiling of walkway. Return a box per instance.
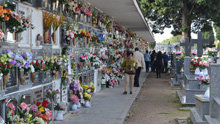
[87,0,155,42]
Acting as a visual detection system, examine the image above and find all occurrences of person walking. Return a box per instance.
[155,51,163,78]
[144,50,151,72]
[150,50,156,72]
[163,52,170,73]
[133,48,145,87]
[121,51,138,95]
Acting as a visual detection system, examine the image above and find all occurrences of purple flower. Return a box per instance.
[10,60,17,65]
[5,49,11,53]
[22,53,27,58]
[30,104,37,112]
[10,54,15,59]
[16,63,20,67]
[24,62,30,67]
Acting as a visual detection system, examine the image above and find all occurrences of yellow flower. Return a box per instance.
[29,114,32,118]
[83,85,89,89]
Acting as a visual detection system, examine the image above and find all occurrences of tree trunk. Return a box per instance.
[182,0,192,55]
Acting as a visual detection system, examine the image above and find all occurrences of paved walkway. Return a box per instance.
[54,72,148,124]
[124,73,190,124]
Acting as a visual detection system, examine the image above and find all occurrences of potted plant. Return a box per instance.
[54,102,66,121]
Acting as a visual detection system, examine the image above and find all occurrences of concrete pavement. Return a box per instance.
[54,72,148,124]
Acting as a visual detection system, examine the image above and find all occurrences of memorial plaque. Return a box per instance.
[32,87,43,103]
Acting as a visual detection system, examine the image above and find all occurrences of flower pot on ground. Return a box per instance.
[71,103,78,111]
[85,101,91,108]
[54,102,66,121]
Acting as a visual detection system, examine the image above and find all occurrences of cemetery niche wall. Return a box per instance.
[0,0,147,123]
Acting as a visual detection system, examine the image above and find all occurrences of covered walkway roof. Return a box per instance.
[88,0,155,42]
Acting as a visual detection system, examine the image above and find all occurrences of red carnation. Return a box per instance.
[36,102,41,106]
[7,64,11,68]
[41,60,43,64]
[36,60,39,64]
[36,62,39,66]
[32,61,34,65]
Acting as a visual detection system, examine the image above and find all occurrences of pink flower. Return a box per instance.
[8,103,15,111]
[55,89,59,93]
[20,102,28,111]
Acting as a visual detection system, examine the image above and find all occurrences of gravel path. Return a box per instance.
[124,73,190,124]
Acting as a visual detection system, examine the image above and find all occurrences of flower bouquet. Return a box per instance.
[36,100,52,123]
[43,12,53,43]
[46,89,59,101]
[79,54,88,62]
[66,30,77,45]
[52,14,66,44]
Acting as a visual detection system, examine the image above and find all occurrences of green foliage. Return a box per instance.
[148,42,156,49]
[140,0,220,37]
[162,35,182,43]
[214,24,220,40]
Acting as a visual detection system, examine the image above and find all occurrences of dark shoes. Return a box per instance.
[123,91,127,95]
[123,91,132,95]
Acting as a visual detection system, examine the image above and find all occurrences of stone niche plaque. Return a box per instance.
[32,87,43,103]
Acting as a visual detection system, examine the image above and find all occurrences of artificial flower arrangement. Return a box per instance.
[196,75,210,85]
[43,12,53,43]
[31,59,45,72]
[191,57,202,68]
[82,84,95,102]
[46,89,59,101]
[52,13,66,43]
[208,51,217,57]
[36,100,53,123]
[45,56,61,77]
[77,30,86,38]
[79,54,88,62]
[199,59,209,69]
[66,30,77,41]
[89,53,102,68]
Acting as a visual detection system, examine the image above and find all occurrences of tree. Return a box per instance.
[202,23,214,43]
[162,35,182,43]
[139,0,220,42]
[214,24,220,40]
[148,42,156,49]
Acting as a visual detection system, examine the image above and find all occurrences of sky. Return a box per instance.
[154,28,197,43]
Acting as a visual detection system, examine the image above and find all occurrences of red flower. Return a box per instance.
[7,64,11,68]
[41,60,44,64]
[74,33,77,38]
[42,102,48,108]
[36,60,39,65]
[32,61,34,65]
[36,62,39,66]
[36,102,41,106]
[0,62,2,66]
[3,64,7,68]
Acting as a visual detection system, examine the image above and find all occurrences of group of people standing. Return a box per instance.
[144,50,170,78]
[121,48,170,95]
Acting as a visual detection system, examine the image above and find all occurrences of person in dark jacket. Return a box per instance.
[155,51,163,78]
[163,52,170,73]
[150,50,156,72]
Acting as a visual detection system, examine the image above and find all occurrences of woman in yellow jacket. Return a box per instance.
[121,51,138,95]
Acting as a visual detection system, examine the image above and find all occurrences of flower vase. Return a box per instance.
[17,33,22,42]
[201,68,208,75]
[73,38,76,46]
[71,104,78,111]
[55,111,63,121]
[77,102,81,108]
[31,72,36,82]
[75,14,78,21]
[52,31,56,44]
[84,37,87,45]
[87,37,91,45]
[84,15,87,23]
[19,69,25,85]
[36,40,41,46]
[98,20,101,27]
[55,71,58,79]
[2,73,8,89]
[204,86,210,99]
[80,14,84,22]
[44,31,49,44]
[195,67,200,75]
[85,101,91,108]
